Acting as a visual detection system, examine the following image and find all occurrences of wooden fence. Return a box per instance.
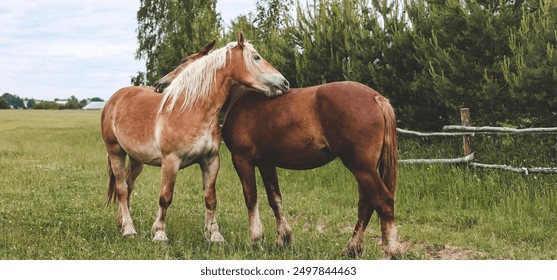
[397,108,557,174]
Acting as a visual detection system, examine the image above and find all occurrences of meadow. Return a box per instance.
[1,110,556,259]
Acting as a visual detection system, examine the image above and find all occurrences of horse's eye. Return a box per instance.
[253,55,261,61]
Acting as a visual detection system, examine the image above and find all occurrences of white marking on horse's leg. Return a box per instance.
[249,203,264,242]
[270,196,292,245]
[381,221,401,257]
[276,220,292,246]
[205,209,224,242]
[201,154,225,243]
[151,207,168,241]
[120,203,137,236]
[151,157,179,242]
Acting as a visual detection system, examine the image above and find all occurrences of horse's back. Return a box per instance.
[314,81,386,131]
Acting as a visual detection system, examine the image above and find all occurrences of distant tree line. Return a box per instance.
[133,0,556,130]
[0,93,35,109]
[0,93,104,110]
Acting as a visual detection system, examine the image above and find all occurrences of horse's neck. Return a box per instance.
[180,71,235,126]
[221,87,247,126]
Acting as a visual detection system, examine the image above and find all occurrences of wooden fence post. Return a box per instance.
[460,108,472,155]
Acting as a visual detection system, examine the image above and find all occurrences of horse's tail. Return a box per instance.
[375,95,398,197]
[106,155,117,207]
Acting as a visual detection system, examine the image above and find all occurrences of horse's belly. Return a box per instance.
[271,146,334,170]
[178,132,219,169]
[122,141,163,166]
[114,132,161,165]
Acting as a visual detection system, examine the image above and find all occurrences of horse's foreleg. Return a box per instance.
[232,155,263,243]
[151,157,180,241]
[259,164,292,246]
[125,157,144,210]
[200,154,225,242]
[109,153,137,237]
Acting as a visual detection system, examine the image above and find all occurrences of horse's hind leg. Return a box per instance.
[200,154,224,242]
[108,152,137,237]
[343,169,399,258]
[125,157,144,209]
[259,164,292,246]
[232,155,263,243]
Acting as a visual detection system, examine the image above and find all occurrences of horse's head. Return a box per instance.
[226,32,290,97]
[154,39,217,93]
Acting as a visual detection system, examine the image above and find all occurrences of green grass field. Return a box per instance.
[1,110,556,259]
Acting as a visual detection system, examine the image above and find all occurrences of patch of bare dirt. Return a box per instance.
[409,241,483,260]
[370,236,485,260]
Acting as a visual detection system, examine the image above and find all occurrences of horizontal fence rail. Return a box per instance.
[468,163,557,175]
[397,108,557,174]
[396,128,473,137]
[398,153,475,164]
[443,125,557,134]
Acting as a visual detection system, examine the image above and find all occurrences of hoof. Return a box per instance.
[250,233,263,244]
[382,242,403,259]
[122,227,137,237]
[152,230,168,242]
[209,232,225,243]
[276,234,292,246]
[342,246,362,259]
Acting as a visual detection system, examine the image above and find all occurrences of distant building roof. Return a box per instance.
[82,101,106,110]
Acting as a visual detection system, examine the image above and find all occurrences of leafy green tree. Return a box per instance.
[131,71,146,86]
[63,96,82,109]
[26,99,36,108]
[502,0,557,127]
[0,97,9,109]
[292,0,406,88]
[394,0,533,129]
[134,0,222,85]
[34,101,60,110]
[1,93,24,109]
[294,0,350,86]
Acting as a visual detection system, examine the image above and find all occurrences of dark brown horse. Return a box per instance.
[221,84,400,258]
[155,54,400,258]
[101,33,290,242]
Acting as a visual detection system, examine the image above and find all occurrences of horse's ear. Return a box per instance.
[237,31,245,49]
[201,39,216,55]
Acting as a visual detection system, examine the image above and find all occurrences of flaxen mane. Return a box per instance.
[159,41,260,113]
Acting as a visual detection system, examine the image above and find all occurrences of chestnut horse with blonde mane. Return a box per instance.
[156,49,400,258]
[101,33,290,242]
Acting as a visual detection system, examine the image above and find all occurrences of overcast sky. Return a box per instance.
[0,0,257,101]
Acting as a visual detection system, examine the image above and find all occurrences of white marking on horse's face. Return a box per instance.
[240,44,290,97]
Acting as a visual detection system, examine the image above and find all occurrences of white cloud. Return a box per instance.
[0,0,258,101]
[0,0,142,100]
